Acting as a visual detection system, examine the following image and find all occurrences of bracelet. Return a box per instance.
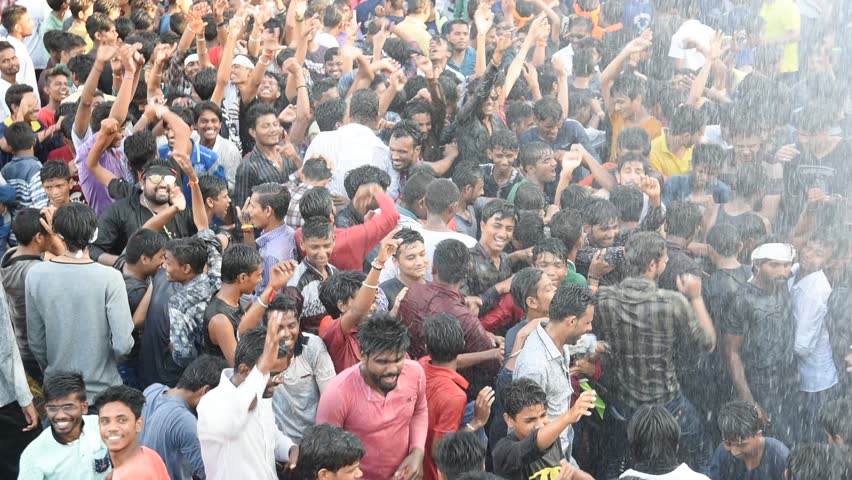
[268,288,278,304]
[122,72,135,80]
[370,259,384,271]
[156,105,166,120]
[297,85,307,89]
[361,282,378,289]
[241,223,254,231]
[187,178,198,188]
[259,57,272,66]
[464,423,477,431]
[196,37,207,43]
[257,297,269,308]
[250,35,261,42]
[588,275,601,281]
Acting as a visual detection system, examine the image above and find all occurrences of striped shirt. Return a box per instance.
[233,147,297,208]
[1,155,48,209]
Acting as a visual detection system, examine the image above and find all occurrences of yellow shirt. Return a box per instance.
[608,111,662,162]
[760,0,800,73]
[649,129,693,176]
[393,17,433,58]
[67,21,93,53]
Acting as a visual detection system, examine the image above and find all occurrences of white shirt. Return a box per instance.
[315,31,339,49]
[13,0,50,69]
[0,77,11,120]
[304,122,390,198]
[197,367,296,480]
[788,264,838,393]
[378,227,477,283]
[4,36,39,100]
[191,131,243,190]
[621,464,710,479]
[552,44,574,76]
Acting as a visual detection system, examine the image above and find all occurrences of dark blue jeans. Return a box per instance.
[603,392,709,478]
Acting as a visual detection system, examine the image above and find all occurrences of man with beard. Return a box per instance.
[594,232,716,476]
[0,41,21,120]
[465,200,517,317]
[316,313,428,480]
[387,120,424,200]
[197,323,297,479]
[723,241,798,444]
[19,371,112,478]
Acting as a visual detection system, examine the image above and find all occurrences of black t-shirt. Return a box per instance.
[492,428,564,480]
[658,242,702,292]
[380,277,406,310]
[122,272,150,369]
[140,269,184,388]
[202,296,244,360]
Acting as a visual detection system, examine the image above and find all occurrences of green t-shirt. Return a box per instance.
[561,260,589,287]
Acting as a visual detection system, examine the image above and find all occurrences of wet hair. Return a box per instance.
[125,228,167,264]
[221,243,263,283]
[198,176,228,203]
[665,201,702,239]
[246,103,277,130]
[795,101,835,133]
[358,311,411,357]
[252,183,291,220]
[53,203,97,252]
[785,444,848,480]
[559,185,592,213]
[4,122,34,152]
[568,91,592,118]
[12,208,49,246]
[319,270,366,318]
[514,183,546,212]
[691,143,725,171]
[668,104,704,136]
[513,212,545,249]
[519,141,553,172]
[609,185,644,223]
[94,385,145,420]
[625,232,667,277]
[301,216,334,241]
[301,158,333,182]
[503,377,547,417]
[124,130,159,174]
[717,400,766,441]
[297,423,366,478]
[425,179,460,215]
[707,223,740,257]
[394,228,425,257]
[315,98,347,132]
[582,198,619,227]
[451,164,483,192]
[733,161,767,198]
[43,370,87,403]
[349,89,380,125]
[232,326,269,371]
[532,96,563,122]
[503,101,531,129]
[736,213,768,247]
[481,199,517,225]
[820,397,852,444]
[511,267,545,313]
[424,313,465,363]
[402,100,431,122]
[533,238,569,268]
[165,237,208,275]
[611,75,647,100]
[343,165,391,200]
[488,127,520,152]
[433,239,471,284]
[175,355,228,392]
[401,172,435,209]
[299,187,334,221]
[434,430,486,479]
[549,283,596,322]
[627,405,680,467]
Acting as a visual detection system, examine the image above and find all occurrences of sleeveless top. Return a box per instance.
[714,204,752,231]
[202,296,244,360]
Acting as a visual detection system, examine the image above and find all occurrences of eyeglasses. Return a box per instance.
[46,403,81,413]
[146,174,177,186]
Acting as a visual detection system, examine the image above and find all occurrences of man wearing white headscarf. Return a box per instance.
[721,240,798,445]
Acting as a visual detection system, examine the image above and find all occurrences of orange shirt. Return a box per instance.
[608,112,663,162]
[112,447,170,480]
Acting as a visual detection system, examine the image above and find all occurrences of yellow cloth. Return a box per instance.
[649,129,693,176]
[608,111,662,162]
[67,21,93,53]
[760,0,800,73]
[393,17,433,56]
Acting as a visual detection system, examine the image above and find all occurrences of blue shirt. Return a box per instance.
[159,141,226,201]
[255,223,297,296]
[708,437,789,480]
[662,174,732,206]
[140,383,206,480]
[448,47,477,77]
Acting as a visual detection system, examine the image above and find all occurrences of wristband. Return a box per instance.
[156,105,166,120]
[361,282,378,289]
[241,223,255,231]
[268,288,278,304]
[588,275,601,281]
[187,178,198,188]
[257,298,269,308]
[370,259,384,271]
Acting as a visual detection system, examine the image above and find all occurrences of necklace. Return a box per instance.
[141,195,174,239]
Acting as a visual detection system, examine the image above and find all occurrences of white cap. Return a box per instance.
[751,243,796,264]
[184,53,199,66]
[233,55,255,69]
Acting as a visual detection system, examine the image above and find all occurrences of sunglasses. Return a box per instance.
[489,92,499,101]
[146,174,177,186]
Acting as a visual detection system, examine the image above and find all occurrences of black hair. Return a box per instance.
[394,228,425,256]
[43,370,87,403]
[390,120,424,149]
[312,77,339,100]
[114,16,133,41]
[611,74,647,101]
[90,101,114,133]
[424,313,465,363]
[627,405,680,468]
[4,122,34,152]
[165,237,208,275]
[819,397,852,444]
[665,201,702,239]
[349,89,380,125]
[402,100,431,123]
[93,0,117,15]
[192,68,217,101]
[175,354,228,391]
[245,102,277,130]
[707,223,740,258]
[532,96,562,123]
[124,130,158,173]
[532,237,569,265]
[302,158,332,182]
[357,311,411,357]
[343,165,391,200]
[609,185,644,223]
[785,444,846,480]
[94,385,145,420]
[401,172,435,209]
[503,377,546,417]
[299,187,334,221]
[53,203,97,252]
[130,9,154,30]
[559,185,592,213]
[252,183,291,220]
[568,91,592,118]
[519,142,553,174]
[302,216,335,241]
[85,12,114,39]
[12,208,49,246]
[67,54,95,83]
[5,84,33,113]
[319,270,365,318]
[44,66,71,86]
[47,0,68,11]
[736,213,768,248]
[668,104,704,136]
[504,102,533,131]
[125,228,167,264]
[434,431,486,479]
[198,175,228,202]
[481,199,517,225]
[513,212,545,249]
[582,198,619,227]
[455,473,504,480]
[425,179,460,215]
[625,231,667,277]
[572,48,596,78]
[221,243,263,283]
[511,267,545,313]
[56,31,88,54]
[717,400,766,441]
[691,143,725,171]
[232,326,268,371]
[732,161,767,199]
[549,283,596,322]
[433,239,470,285]
[322,3,346,28]
[315,98,347,132]
[297,424,366,478]
[514,183,546,212]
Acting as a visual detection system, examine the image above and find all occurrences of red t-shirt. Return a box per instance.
[319,315,362,373]
[112,447,170,480]
[419,356,469,480]
[37,107,55,127]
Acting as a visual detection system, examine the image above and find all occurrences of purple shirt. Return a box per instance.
[75,132,132,216]
[254,223,297,295]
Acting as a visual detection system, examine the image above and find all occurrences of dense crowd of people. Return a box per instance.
[0,0,850,478]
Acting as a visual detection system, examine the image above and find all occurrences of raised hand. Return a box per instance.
[185,8,207,36]
[471,386,495,430]
[474,1,494,35]
[376,228,403,264]
[170,185,187,211]
[389,68,407,93]
[567,390,597,423]
[169,150,197,182]
[676,273,702,301]
[413,54,434,78]
[269,259,299,290]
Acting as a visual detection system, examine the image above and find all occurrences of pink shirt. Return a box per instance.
[316,359,428,480]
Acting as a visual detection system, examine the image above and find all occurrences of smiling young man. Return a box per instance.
[465,200,517,317]
[95,385,169,479]
[317,313,428,480]
[241,182,297,295]
[380,228,428,309]
[19,371,112,479]
[192,102,242,190]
